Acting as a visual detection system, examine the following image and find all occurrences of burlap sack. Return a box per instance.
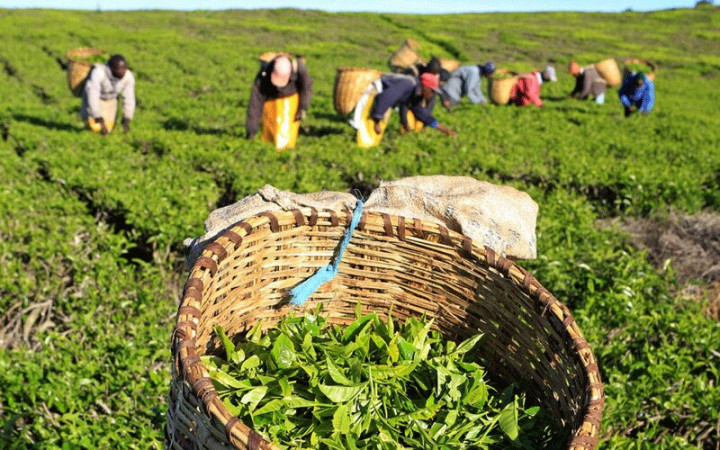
[185,176,538,266]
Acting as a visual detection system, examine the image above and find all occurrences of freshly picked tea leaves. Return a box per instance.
[203,305,555,449]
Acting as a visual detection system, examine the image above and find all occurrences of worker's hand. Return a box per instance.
[640,111,649,116]
[95,117,108,136]
[629,105,637,113]
[295,110,307,122]
[373,121,382,135]
[121,117,131,133]
[442,99,452,112]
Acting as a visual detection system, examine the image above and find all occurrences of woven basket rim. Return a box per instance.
[172,208,604,450]
[65,47,107,61]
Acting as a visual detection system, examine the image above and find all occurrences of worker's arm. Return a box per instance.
[84,67,104,121]
[119,71,136,121]
[569,75,583,98]
[245,77,265,139]
[526,78,543,107]
[579,73,594,99]
[638,82,655,114]
[409,102,456,138]
[618,77,633,108]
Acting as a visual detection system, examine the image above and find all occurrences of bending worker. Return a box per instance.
[568,61,607,104]
[372,72,456,138]
[82,54,135,135]
[619,71,654,117]
[509,66,556,108]
[245,54,313,149]
[440,61,496,110]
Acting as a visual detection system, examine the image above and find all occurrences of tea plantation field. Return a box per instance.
[1,6,719,448]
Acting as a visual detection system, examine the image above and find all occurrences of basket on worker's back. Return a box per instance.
[488,69,519,105]
[439,59,460,73]
[333,67,383,115]
[66,47,106,97]
[388,38,423,71]
[166,208,605,450]
[594,58,621,87]
[623,58,657,82]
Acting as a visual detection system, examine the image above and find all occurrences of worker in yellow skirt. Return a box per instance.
[246,55,313,150]
[351,73,456,148]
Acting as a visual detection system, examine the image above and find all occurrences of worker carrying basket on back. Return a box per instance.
[245,54,313,149]
[81,54,135,135]
[568,61,607,105]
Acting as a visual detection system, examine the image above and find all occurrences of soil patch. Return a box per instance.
[603,211,720,319]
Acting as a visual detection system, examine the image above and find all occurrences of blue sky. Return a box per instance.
[0,0,703,13]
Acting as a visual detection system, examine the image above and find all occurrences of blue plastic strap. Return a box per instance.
[289,200,364,307]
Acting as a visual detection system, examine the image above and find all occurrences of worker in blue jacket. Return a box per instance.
[619,71,655,117]
[371,72,457,138]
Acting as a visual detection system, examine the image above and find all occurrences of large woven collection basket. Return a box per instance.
[439,59,460,73]
[167,208,604,450]
[66,47,106,97]
[333,67,382,115]
[388,38,423,71]
[594,58,621,87]
[489,69,519,105]
[623,58,657,82]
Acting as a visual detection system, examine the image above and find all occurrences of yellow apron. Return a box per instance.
[87,98,117,133]
[262,93,300,150]
[355,89,390,148]
[401,109,425,134]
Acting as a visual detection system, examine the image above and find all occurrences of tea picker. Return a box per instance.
[508,65,557,108]
[80,54,135,135]
[619,71,655,117]
[369,72,457,143]
[439,61,496,111]
[245,54,313,150]
[568,61,608,105]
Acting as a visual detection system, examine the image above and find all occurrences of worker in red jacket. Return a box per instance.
[509,66,556,107]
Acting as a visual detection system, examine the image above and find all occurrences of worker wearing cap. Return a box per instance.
[619,71,654,117]
[439,61,496,110]
[81,54,135,135]
[371,72,457,138]
[568,61,607,104]
[509,65,556,107]
[245,55,313,140]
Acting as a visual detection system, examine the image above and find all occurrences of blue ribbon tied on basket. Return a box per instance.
[288,199,364,307]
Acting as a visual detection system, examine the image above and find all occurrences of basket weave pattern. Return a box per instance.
[66,47,106,97]
[333,67,382,115]
[167,209,604,450]
[594,58,621,87]
[388,39,422,70]
[489,76,519,105]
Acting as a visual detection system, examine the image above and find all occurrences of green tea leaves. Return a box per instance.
[208,311,548,447]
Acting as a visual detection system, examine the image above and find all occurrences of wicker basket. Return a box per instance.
[66,47,106,97]
[333,67,382,116]
[623,58,657,82]
[388,38,423,70]
[167,208,604,450]
[489,71,519,105]
[594,58,621,87]
[439,59,460,73]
